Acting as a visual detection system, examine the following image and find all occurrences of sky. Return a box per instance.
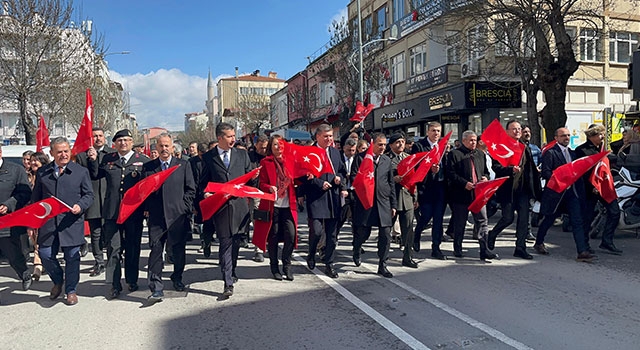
[79,0,348,130]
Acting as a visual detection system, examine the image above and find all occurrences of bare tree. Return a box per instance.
[235,92,271,138]
[0,0,101,144]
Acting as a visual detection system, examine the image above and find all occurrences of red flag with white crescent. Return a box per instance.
[406,131,452,187]
[203,183,276,202]
[547,151,608,194]
[36,115,50,152]
[0,197,71,230]
[468,177,509,214]
[397,151,429,193]
[481,119,525,167]
[350,100,375,123]
[281,141,333,178]
[72,88,94,155]
[200,167,261,221]
[117,165,180,224]
[589,155,617,203]
[352,146,375,210]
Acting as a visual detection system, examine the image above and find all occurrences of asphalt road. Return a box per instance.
[1,214,639,350]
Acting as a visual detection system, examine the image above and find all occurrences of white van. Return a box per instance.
[1,145,39,166]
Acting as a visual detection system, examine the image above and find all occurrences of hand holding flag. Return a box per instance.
[546,151,609,193]
[200,167,261,220]
[0,197,71,230]
[468,177,509,213]
[350,100,375,123]
[481,119,525,167]
[590,156,617,203]
[352,146,375,209]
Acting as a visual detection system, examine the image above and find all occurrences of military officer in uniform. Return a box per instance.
[87,129,150,299]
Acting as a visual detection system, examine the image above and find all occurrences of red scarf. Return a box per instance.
[273,156,292,200]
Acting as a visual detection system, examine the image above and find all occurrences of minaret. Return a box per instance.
[207,68,215,102]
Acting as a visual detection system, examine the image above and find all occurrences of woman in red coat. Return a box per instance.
[252,135,298,281]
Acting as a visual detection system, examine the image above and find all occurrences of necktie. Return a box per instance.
[162,161,168,171]
[563,148,572,163]
[223,151,230,168]
[57,166,64,178]
[346,157,351,173]
[120,157,126,166]
[470,156,478,183]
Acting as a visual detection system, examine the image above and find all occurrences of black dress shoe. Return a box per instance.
[21,271,32,291]
[203,244,211,258]
[353,254,361,267]
[454,251,463,258]
[599,243,623,255]
[377,265,393,278]
[272,272,283,281]
[487,231,498,250]
[324,265,338,278]
[412,241,421,252]
[480,251,498,260]
[172,280,186,292]
[283,267,294,281]
[306,256,316,270]
[50,284,63,300]
[431,250,447,260]
[89,265,105,277]
[223,285,234,297]
[232,273,239,283]
[128,283,139,292]
[401,259,418,268]
[80,243,89,258]
[107,288,121,300]
[148,291,164,304]
[513,249,533,260]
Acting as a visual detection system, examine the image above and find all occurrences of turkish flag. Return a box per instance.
[352,146,375,210]
[0,197,71,230]
[36,115,50,152]
[72,88,94,155]
[204,183,276,202]
[397,151,429,193]
[590,155,617,203]
[143,133,151,157]
[350,100,375,123]
[281,141,333,178]
[200,167,261,220]
[468,177,509,213]
[546,151,608,194]
[116,165,180,224]
[406,131,453,187]
[541,140,557,156]
[481,119,525,167]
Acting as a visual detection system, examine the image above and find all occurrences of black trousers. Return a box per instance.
[0,235,29,280]
[308,218,338,264]
[103,218,143,290]
[489,194,531,251]
[87,218,104,266]
[450,203,488,255]
[267,207,296,273]
[219,234,242,287]
[352,225,392,264]
[147,223,186,293]
[201,219,216,246]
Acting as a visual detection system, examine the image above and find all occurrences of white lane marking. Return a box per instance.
[293,255,431,350]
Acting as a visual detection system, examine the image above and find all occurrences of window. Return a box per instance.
[446,31,461,64]
[495,20,518,56]
[351,17,359,51]
[393,0,404,23]
[239,87,249,95]
[580,28,600,62]
[412,0,427,7]
[375,6,386,35]
[391,53,405,84]
[409,44,427,76]
[610,32,639,63]
[363,15,373,41]
[467,25,487,60]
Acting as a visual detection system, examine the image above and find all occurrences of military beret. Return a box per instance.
[389,132,405,144]
[112,129,133,142]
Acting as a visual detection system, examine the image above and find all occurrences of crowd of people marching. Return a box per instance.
[0,118,631,306]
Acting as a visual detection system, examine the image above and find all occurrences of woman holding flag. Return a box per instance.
[253,135,298,281]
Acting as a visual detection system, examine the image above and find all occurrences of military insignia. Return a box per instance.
[132,170,138,177]
[133,162,144,166]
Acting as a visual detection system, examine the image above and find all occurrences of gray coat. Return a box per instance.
[32,161,94,247]
[388,151,415,211]
[0,160,32,238]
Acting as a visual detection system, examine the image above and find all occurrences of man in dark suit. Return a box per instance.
[412,121,448,259]
[31,137,94,305]
[387,132,418,268]
[575,124,622,255]
[199,122,256,297]
[297,124,347,279]
[534,127,595,262]
[351,133,397,277]
[446,130,496,261]
[0,145,33,292]
[87,129,150,299]
[337,137,357,234]
[75,127,115,276]
[143,133,195,303]
[487,120,542,259]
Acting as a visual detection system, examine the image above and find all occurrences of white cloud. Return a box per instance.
[109,69,207,131]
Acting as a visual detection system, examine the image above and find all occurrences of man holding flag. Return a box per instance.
[87,129,150,299]
[31,137,94,305]
[575,124,622,255]
[534,127,595,262]
[297,124,347,279]
[142,133,195,303]
[486,120,542,259]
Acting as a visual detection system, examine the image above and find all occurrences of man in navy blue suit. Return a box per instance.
[534,127,595,262]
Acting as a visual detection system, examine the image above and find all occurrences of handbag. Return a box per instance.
[253,209,270,221]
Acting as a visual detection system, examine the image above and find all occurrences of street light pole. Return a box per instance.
[357,0,364,103]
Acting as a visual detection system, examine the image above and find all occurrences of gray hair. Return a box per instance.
[314,124,332,136]
[158,132,173,141]
[461,130,476,140]
[51,137,70,146]
[343,138,357,147]
[216,122,235,137]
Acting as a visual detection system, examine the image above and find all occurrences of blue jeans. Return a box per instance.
[39,237,81,294]
[414,185,446,250]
